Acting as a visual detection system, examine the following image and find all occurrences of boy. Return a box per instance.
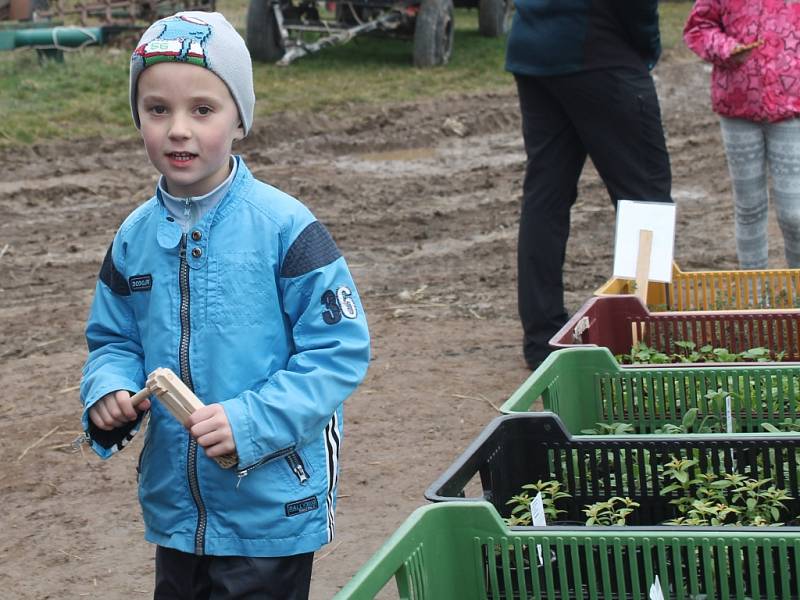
[79,11,370,599]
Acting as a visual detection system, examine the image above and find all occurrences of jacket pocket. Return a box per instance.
[208,252,275,328]
[236,447,314,489]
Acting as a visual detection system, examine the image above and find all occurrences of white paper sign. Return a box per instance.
[649,575,665,600]
[612,200,676,283]
[530,493,546,566]
[726,394,737,468]
[725,394,734,434]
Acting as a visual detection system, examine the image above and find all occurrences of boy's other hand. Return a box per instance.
[89,390,151,431]
[187,404,237,458]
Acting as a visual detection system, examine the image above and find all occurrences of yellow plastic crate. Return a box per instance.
[595,262,800,311]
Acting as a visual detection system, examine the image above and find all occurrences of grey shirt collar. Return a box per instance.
[158,157,237,233]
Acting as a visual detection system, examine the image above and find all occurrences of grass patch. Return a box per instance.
[658,1,692,53]
[0,1,693,147]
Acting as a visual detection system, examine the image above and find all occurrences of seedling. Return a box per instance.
[616,340,784,365]
[583,497,639,526]
[505,480,571,526]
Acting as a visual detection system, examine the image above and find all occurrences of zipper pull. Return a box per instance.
[183,198,191,223]
[292,462,309,484]
[236,468,250,489]
[71,432,91,452]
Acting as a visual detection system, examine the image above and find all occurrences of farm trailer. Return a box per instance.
[0,0,213,58]
[245,0,513,67]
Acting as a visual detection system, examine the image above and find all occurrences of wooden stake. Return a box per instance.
[635,229,654,305]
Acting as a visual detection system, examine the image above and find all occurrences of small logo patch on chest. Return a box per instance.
[129,274,153,292]
[285,496,318,517]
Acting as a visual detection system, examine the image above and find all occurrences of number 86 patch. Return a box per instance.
[321,285,358,325]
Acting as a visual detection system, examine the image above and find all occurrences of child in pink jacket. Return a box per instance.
[684,0,800,269]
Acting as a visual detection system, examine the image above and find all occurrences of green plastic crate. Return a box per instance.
[335,501,800,599]
[500,347,800,435]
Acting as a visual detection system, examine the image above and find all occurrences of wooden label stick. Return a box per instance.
[129,368,238,469]
[635,229,654,305]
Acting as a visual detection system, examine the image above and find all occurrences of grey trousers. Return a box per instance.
[719,116,800,269]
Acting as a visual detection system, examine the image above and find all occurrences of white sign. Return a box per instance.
[612,200,676,283]
[725,394,734,434]
[530,493,546,566]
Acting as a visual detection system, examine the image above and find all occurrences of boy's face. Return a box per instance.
[136,62,244,198]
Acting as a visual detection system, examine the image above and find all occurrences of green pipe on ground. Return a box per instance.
[0,26,105,51]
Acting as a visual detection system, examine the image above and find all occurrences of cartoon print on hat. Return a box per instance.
[133,14,213,68]
[129,11,255,135]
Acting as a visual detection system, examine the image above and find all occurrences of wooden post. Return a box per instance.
[635,229,654,305]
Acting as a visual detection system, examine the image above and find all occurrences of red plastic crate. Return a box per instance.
[550,296,800,363]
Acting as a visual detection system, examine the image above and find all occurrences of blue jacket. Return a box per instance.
[80,157,370,557]
[505,0,662,76]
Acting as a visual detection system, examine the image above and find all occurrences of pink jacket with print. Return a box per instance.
[683,0,800,123]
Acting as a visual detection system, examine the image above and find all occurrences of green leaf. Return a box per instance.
[682,408,698,430]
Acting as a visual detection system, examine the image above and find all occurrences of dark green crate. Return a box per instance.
[501,347,800,435]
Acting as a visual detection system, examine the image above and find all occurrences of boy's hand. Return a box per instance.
[187,404,237,459]
[89,390,151,431]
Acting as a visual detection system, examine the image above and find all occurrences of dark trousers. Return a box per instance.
[515,67,672,367]
[154,546,314,600]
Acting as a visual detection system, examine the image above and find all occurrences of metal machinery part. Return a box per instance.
[2,0,215,26]
[246,0,455,67]
[0,0,215,57]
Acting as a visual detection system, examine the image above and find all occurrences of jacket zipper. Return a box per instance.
[236,448,309,486]
[285,450,310,484]
[179,233,207,556]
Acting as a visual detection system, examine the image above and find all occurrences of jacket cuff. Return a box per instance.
[81,376,144,459]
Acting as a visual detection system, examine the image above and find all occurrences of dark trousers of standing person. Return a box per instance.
[153,546,314,600]
[515,66,672,369]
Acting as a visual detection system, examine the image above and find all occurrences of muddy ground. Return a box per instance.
[0,43,790,599]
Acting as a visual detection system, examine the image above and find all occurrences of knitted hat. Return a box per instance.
[130,11,255,136]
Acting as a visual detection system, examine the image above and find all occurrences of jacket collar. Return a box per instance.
[155,156,254,264]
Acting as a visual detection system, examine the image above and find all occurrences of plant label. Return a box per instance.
[725,394,734,434]
[530,493,546,566]
[649,575,665,600]
[612,200,676,283]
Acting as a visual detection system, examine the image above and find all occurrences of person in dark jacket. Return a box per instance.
[506,0,673,369]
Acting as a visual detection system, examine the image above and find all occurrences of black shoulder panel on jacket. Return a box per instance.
[99,242,131,296]
[280,221,342,278]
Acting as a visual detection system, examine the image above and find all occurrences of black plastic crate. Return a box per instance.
[425,413,800,526]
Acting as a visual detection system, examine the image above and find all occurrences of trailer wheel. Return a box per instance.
[478,0,512,37]
[247,0,284,62]
[413,0,454,67]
